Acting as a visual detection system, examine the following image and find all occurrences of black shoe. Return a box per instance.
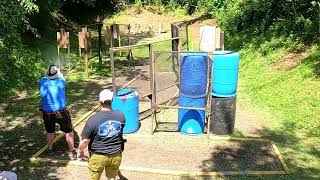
[46,147,54,156]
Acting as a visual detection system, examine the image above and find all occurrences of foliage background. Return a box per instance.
[1,0,319,137]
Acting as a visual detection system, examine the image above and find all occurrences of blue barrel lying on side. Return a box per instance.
[178,95,206,134]
[212,51,240,97]
[112,88,139,134]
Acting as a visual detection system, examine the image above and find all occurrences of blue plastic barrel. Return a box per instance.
[112,89,139,134]
[180,52,208,98]
[178,95,206,135]
[212,51,240,97]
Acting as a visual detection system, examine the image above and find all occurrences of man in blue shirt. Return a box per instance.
[39,65,75,159]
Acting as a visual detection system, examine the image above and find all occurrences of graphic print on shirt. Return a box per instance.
[97,120,122,137]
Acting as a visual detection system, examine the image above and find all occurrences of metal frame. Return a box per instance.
[151,51,213,135]
[109,37,180,96]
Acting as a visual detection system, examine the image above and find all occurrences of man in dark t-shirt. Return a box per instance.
[77,89,125,180]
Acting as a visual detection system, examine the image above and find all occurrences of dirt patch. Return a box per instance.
[271,52,306,71]
[37,133,283,179]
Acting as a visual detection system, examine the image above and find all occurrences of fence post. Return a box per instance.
[84,27,89,78]
[185,21,189,51]
[98,23,103,69]
[110,48,116,95]
[149,43,155,135]
[178,28,182,52]
[149,44,153,97]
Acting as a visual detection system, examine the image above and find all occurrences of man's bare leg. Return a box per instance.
[46,132,54,150]
[65,131,74,151]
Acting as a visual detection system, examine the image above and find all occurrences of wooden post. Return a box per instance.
[149,44,153,94]
[171,24,176,51]
[178,31,182,53]
[207,54,213,137]
[84,27,88,78]
[110,49,116,95]
[149,44,154,134]
[185,22,189,51]
[128,24,131,46]
[215,27,221,50]
[151,49,156,135]
[220,31,225,51]
[110,28,113,48]
[57,45,60,67]
[57,28,66,67]
[119,33,122,56]
[98,23,103,69]
[79,45,81,57]
[68,43,71,69]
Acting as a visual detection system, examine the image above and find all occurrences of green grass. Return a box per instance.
[233,43,320,179]
[238,45,320,137]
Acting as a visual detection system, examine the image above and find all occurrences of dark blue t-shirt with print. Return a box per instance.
[81,110,126,155]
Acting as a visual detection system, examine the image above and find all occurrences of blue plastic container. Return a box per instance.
[178,95,206,135]
[180,52,208,98]
[212,51,240,97]
[112,89,139,134]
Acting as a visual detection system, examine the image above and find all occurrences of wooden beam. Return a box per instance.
[119,74,141,90]
[111,37,180,51]
[271,141,289,173]
[31,158,286,177]
[157,105,206,111]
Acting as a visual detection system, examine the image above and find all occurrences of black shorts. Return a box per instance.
[43,109,73,133]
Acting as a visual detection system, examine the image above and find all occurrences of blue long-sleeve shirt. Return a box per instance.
[40,77,67,112]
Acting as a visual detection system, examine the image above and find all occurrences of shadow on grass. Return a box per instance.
[185,126,320,180]
[300,49,320,79]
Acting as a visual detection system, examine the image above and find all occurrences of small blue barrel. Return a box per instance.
[212,51,240,97]
[112,88,139,134]
[178,95,206,135]
[180,52,208,98]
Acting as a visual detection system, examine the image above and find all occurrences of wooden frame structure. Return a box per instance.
[109,37,181,94]
[57,28,71,68]
[78,27,91,78]
[151,51,213,135]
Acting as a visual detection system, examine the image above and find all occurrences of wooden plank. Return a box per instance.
[206,55,212,137]
[57,28,69,48]
[220,31,225,51]
[31,158,287,177]
[151,49,156,135]
[157,105,206,111]
[208,136,270,142]
[271,142,289,173]
[119,74,142,90]
[111,37,180,51]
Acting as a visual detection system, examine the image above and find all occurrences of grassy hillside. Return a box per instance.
[237,43,320,137]
[233,42,320,179]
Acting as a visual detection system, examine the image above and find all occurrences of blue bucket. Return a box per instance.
[180,52,208,98]
[212,51,240,97]
[178,95,206,135]
[112,89,139,134]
